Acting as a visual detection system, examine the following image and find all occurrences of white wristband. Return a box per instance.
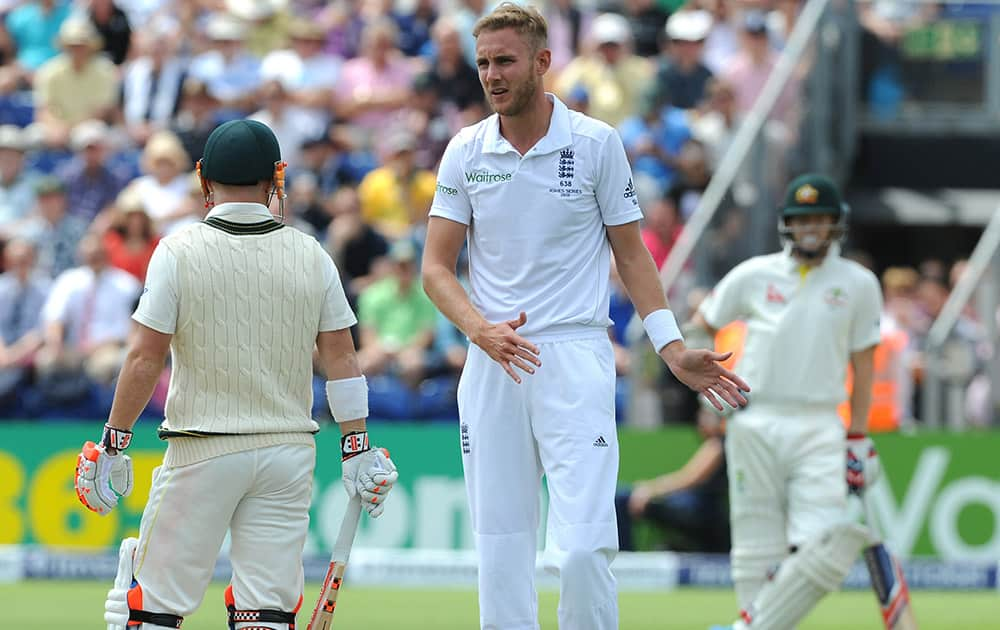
[643,309,683,353]
[326,376,369,423]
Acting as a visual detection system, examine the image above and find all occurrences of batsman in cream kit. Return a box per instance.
[692,174,887,630]
[422,4,749,629]
[73,119,398,630]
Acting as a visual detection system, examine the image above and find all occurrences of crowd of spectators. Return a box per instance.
[0,0,989,427]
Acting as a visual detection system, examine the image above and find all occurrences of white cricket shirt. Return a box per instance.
[429,94,644,339]
[42,265,141,347]
[699,245,882,407]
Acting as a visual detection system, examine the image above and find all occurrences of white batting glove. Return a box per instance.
[340,431,399,518]
[75,441,134,515]
[846,433,881,495]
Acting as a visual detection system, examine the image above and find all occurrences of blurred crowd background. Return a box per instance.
[0,0,995,435]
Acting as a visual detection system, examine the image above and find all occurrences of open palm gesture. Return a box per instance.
[665,347,750,411]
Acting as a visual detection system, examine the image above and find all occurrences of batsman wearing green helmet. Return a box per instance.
[74,120,399,630]
[689,174,884,630]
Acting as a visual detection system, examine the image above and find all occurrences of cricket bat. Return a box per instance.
[307,494,363,630]
[861,491,918,629]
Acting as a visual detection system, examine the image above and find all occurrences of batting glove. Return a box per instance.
[75,425,134,515]
[846,433,881,495]
[340,431,399,518]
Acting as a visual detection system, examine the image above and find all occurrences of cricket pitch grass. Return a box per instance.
[3,581,997,629]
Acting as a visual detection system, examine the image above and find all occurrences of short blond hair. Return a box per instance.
[473,2,547,52]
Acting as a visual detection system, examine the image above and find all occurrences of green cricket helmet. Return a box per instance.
[778,173,848,259]
[199,119,282,186]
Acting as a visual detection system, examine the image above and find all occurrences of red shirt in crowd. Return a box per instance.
[641,225,682,270]
[103,231,160,282]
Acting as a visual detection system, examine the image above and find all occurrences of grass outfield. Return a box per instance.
[3,581,995,629]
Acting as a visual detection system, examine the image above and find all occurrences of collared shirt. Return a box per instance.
[618,106,691,192]
[15,214,89,278]
[189,51,261,103]
[34,54,119,126]
[260,49,342,91]
[41,265,141,347]
[652,59,714,111]
[0,173,39,226]
[57,159,129,222]
[134,202,355,335]
[335,55,416,134]
[430,94,644,339]
[699,245,883,407]
[249,105,327,171]
[554,55,654,127]
[358,276,437,349]
[122,56,186,125]
[130,174,193,235]
[0,272,50,344]
[358,165,438,238]
[5,1,70,70]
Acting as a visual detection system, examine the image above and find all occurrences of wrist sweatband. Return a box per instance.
[643,309,683,353]
[326,376,369,423]
[341,431,370,461]
[101,424,132,451]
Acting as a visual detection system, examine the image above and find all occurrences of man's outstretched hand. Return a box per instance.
[471,311,542,384]
[663,345,751,411]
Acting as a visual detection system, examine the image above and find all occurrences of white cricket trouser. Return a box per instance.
[131,443,315,627]
[458,333,620,630]
[725,404,847,609]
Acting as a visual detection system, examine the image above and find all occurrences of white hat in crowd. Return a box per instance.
[666,10,713,42]
[0,125,24,151]
[225,0,287,22]
[590,13,632,46]
[58,18,104,49]
[205,13,248,41]
[70,120,110,152]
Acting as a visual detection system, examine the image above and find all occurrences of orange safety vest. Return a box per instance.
[713,321,907,433]
[714,321,746,371]
[838,328,908,433]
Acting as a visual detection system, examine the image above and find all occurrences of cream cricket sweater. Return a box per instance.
[158,215,328,466]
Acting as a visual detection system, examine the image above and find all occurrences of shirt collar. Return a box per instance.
[483,93,574,156]
[781,242,841,273]
[205,202,276,224]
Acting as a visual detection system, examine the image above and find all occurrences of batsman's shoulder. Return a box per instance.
[734,252,780,277]
[157,224,194,250]
[838,256,880,289]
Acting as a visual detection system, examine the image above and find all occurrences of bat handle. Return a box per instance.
[306,495,363,630]
[860,486,888,547]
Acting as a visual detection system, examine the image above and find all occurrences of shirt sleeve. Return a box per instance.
[40,272,72,325]
[595,128,645,226]
[850,270,883,352]
[699,261,750,330]
[132,242,179,334]
[32,63,52,108]
[318,251,358,332]
[357,284,379,329]
[428,135,473,225]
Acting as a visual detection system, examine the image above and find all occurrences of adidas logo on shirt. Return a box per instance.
[623,178,637,199]
[593,436,609,448]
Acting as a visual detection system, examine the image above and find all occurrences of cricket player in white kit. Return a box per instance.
[422,5,750,629]
[73,119,398,629]
[693,174,884,630]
